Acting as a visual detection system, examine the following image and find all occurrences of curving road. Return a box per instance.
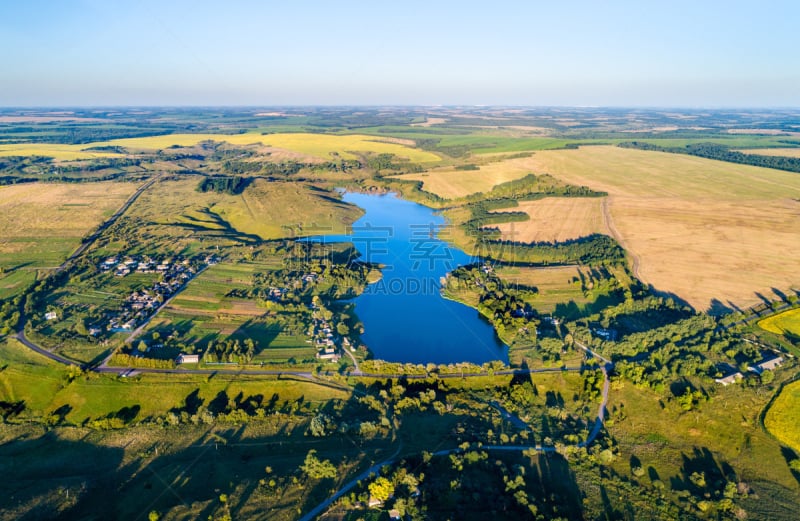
[299,346,613,520]
[14,330,84,368]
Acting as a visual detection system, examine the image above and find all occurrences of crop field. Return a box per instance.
[764,379,800,453]
[394,156,534,198]
[0,182,138,295]
[759,307,800,336]
[148,261,268,339]
[145,261,315,361]
[493,197,605,243]
[128,178,362,242]
[517,146,800,312]
[0,143,122,160]
[736,148,800,158]
[0,132,441,162]
[100,132,441,162]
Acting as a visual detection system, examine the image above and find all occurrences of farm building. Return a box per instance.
[749,355,784,374]
[715,372,743,386]
[176,354,200,364]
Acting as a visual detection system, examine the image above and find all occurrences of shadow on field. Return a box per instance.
[780,446,800,486]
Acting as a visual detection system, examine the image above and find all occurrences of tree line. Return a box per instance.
[620,141,800,173]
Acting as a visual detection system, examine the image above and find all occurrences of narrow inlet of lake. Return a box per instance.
[311,191,508,365]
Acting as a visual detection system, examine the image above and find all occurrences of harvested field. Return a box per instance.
[493,197,605,243]
[395,156,534,198]
[736,148,800,158]
[518,146,800,311]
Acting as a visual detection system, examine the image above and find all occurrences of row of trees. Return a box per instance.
[620,141,800,173]
[479,234,626,266]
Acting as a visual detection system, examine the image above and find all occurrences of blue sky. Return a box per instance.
[1,0,798,107]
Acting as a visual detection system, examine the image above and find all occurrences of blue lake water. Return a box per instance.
[312,192,508,365]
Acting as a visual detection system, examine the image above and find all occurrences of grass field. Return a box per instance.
[764,379,800,453]
[0,182,138,296]
[129,178,363,241]
[0,337,343,424]
[493,197,605,243]
[216,179,362,238]
[759,308,800,336]
[608,378,800,520]
[495,264,628,316]
[495,265,594,311]
[394,156,534,198]
[517,146,800,312]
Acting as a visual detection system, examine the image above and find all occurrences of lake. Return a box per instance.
[312,191,508,365]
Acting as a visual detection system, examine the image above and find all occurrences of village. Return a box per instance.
[259,269,358,364]
[98,253,217,335]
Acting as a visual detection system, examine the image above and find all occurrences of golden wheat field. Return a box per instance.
[493,197,605,243]
[517,146,800,311]
[104,132,441,162]
[0,143,122,160]
[0,132,441,163]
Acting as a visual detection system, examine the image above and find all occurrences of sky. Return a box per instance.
[1,0,798,107]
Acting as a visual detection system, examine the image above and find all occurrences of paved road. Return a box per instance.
[342,348,361,374]
[14,330,84,368]
[297,444,404,521]
[299,346,614,520]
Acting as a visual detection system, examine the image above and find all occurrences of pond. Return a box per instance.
[312,191,508,365]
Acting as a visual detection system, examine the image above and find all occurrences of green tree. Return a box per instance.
[300,450,337,480]
[368,476,394,502]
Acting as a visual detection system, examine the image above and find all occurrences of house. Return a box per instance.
[316,350,340,362]
[389,510,401,520]
[367,497,383,508]
[749,355,784,374]
[45,311,58,321]
[176,354,200,364]
[715,372,743,386]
